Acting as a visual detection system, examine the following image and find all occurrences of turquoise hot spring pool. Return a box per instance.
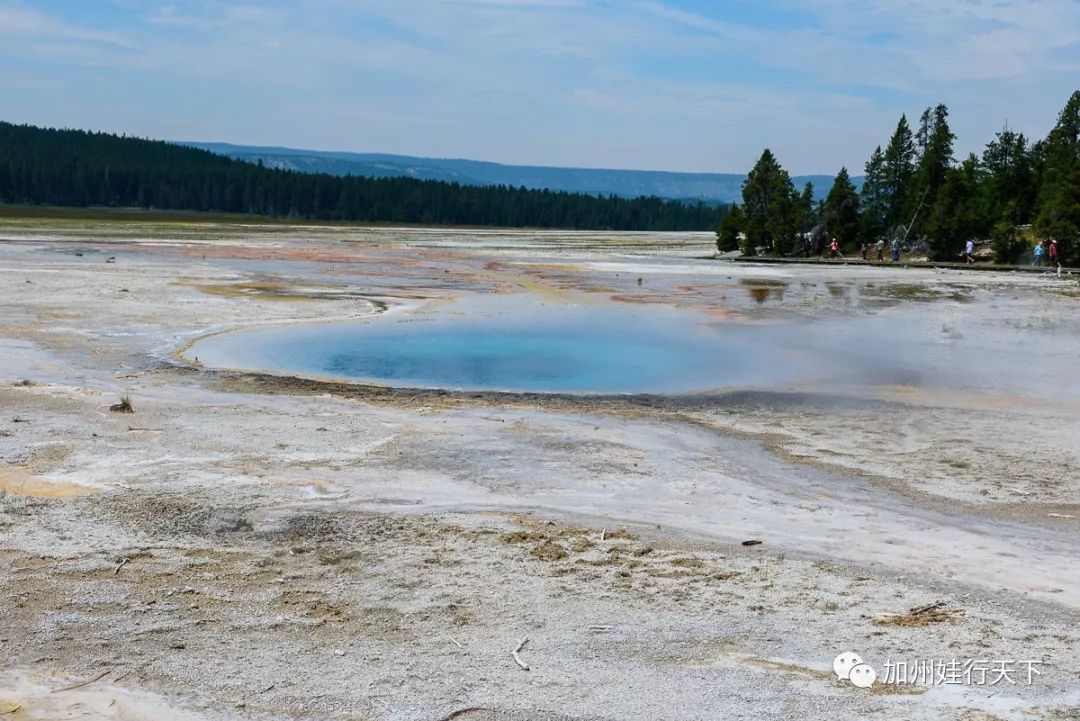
[182,297,821,394]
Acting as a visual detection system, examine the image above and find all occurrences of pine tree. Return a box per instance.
[797,182,816,231]
[716,203,744,251]
[1037,91,1080,191]
[1035,161,1080,265]
[990,219,1026,264]
[1034,90,1080,255]
[912,104,956,234]
[740,149,798,255]
[883,115,917,229]
[925,155,981,260]
[823,167,861,251]
[982,126,1034,225]
[860,146,889,241]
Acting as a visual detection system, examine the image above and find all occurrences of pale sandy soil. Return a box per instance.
[0,219,1078,721]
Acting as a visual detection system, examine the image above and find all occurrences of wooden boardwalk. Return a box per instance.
[727,254,1077,275]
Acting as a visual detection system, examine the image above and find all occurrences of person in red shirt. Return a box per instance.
[1049,238,1060,268]
[829,238,841,259]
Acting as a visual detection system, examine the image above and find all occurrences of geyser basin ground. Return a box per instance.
[183,297,814,393]
[3,222,1079,721]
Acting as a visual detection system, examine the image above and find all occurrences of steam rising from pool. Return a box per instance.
[181,294,1018,395]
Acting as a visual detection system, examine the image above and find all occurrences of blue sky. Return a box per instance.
[1,1,1078,174]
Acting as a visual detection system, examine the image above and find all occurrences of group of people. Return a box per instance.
[853,237,902,262]
[843,237,1064,268]
[798,233,1065,267]
[1033,239,1061,268]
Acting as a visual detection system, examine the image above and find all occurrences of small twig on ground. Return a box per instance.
[127,427,164,432]
[511,637,530,671]
[437,708,491,721]
[909,601,946,616]
[1,705,21,715]
[53,669,112,692]
[449,637,464,649]
[600,528,606,541]
[110,668,134,684]
[114,557,130,575]
[258,683,275,694]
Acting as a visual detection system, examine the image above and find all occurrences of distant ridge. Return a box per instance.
[1,121,724,230]
[181,142,846,203]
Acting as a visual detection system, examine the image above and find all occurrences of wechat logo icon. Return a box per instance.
[834,651,877,689]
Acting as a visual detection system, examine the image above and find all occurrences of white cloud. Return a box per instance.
[0,5,49,32]
[0,3,134,46]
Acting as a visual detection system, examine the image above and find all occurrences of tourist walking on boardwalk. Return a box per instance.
[829,238,841,259]
[965,238,975,264]
[891,237,901,262]
[876,238,885,261]
[861,242,869,261]
[1049,238,1060,268]
[1034,240,1045,267]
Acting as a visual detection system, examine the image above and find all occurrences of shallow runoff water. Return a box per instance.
[184,296,825,394]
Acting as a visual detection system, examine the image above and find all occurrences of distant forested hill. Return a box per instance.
[0,122,725,231]
[183,141,844,203]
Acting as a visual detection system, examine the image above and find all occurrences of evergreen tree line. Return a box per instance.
[0,122,725,231]
[718,90,1080,265]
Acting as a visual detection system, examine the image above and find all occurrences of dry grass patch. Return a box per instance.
[109,395,134,413]
[531,540,569,561]
[875,601,963,627]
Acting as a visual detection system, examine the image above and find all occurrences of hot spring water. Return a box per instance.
[182,297,811,394]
